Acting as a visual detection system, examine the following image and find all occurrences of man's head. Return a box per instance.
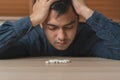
[34,0,79,50]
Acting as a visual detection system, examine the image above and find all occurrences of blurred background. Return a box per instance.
[0,0,120,24]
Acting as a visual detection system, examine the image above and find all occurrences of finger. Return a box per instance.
[47,0,58,5]
[34,0,39,5]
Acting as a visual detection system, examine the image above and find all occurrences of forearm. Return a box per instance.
[86,11,120,41]
[72,0,120,59]
[86,11,120,60]
[0,17,32,49]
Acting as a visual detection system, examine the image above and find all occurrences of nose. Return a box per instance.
[57,29,66,41]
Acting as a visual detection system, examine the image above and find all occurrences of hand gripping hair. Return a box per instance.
[33,0,72,15]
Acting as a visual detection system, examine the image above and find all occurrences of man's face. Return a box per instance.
[43,6,78,50]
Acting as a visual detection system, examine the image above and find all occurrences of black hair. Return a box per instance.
[33,0,72,15]
[51,0,72,15]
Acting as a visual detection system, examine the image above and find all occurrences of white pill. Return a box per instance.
[58,60,63,63]
[45,61,49,64]
[49,60,56,63]
[45,59,71,64]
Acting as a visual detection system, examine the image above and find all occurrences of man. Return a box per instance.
[0,0,120,59]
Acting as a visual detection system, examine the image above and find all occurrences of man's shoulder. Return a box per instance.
[78,22,92,30]
[77,22,96,36]
[78,22,90,27]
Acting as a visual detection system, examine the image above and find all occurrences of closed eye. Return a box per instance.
[48,26,58,30]
[47,20,75,30]
[64,25,74,29]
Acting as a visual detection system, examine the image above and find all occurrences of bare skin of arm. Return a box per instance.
[72,0,94,20]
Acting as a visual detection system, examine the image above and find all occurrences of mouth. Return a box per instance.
[56,42,67,46]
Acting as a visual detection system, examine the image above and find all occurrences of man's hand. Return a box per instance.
[72,0,94,20]
[30,0,57,26]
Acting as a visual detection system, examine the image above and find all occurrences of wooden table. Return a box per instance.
[0,57,120,80]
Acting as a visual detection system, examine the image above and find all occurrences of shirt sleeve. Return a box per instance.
[86,11,120,60]
[0,17,32,58]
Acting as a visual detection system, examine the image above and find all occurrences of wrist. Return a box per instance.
[78,6,94,20]
[30,14,44,27]
[30,15,38,27]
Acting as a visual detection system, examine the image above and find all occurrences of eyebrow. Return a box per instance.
[47,20,75,27]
